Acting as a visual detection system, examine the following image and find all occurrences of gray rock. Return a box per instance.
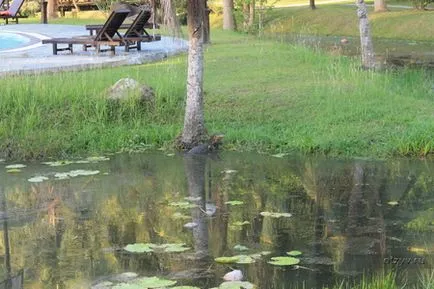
[107,78,155,108]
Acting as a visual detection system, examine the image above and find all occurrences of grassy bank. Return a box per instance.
[1,31,434,160]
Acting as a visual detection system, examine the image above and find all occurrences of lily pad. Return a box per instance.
[268,256,300,266]
[221,169,238,174]
[232,221,250,226]
[260,211,292,218]
[225,200,244,206]
[124,243,153,253]
[114,276,176,289]
[233,244,249,251]
[169,201,198,209]
[54,170,100,179]
[163,244,190,253]
[172,287,201,289]
[215,256,241,264]
[271,153,287,158]
[42,160,74,167]
[5,164,26,169]
[6,169,21,173]
[387,201,399,206]
[86,156,110,162]
[287,250,302,257]
[166,153,175,157]
[28,176,49,183]
[219,281,255,289]
[236,255,255,264]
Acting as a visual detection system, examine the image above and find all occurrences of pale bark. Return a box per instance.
[182,0,206,148]
[248,0,255,27]
[374,0,387,12]
[161,0,182,37]
[242,2,249,31]
[356,0,376,69]
[223,0,236,30]
[47,0,58,19]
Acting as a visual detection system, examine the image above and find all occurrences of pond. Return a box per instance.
[0,152,433,288]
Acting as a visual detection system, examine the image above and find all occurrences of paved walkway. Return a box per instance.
[0,24,188,76]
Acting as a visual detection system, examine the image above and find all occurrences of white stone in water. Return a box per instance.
[223,269,243,281]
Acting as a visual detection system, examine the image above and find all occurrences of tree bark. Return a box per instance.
[310,0,316,10]
[374,0,387,12]
[47,0,58,19]
[223,0,236,30]
[356,0,376,70]
[182,0,206,149]
[248,0,255,27]
[242,2,249,32]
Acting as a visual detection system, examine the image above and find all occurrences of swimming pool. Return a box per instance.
[0,32,31,50]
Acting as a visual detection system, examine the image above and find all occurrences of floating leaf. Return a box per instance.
[124,243,153,253]
[260,212,292,218]
[268,256,300,266]
[287,250,302,257]
[408,247,428,255]
[215,256,241,264]
[28,176,49,183]
[172,287,201,289]
[42,160,74,167]
[54,170,100,179]
[86,156,110,162]
[221,169,238,174]
[169,201,198,209]
[260,251,272,256]
[234,244,249,251]
[5,164,26,169]
[225,201,244,206]
[172,212,191,220]
[236,255,255,264]
[163,244,190,253]
[7,169,21,173]
[113,277,177,289]
[387,201,399,206]
[219,281,255,289]
[271,153,287,158]
[166,153,175,157]
[232,221,250,226]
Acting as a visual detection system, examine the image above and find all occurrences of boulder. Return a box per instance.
[107,78,155,108]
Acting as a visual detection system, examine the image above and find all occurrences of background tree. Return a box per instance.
[356,0,376,69]
[374,0,387,12]
[310,0,316,9]
[47,0,58,19]
[223,0,236,30]
[181,0,207,148]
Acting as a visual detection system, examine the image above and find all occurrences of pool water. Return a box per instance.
[0,32,30,50]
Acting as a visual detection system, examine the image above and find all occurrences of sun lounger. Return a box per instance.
[85,8,161,52]
[42,9,130,55]
[0,0,28,24]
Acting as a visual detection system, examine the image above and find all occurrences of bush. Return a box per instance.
[410,0,434,9]
[21,0,40,16]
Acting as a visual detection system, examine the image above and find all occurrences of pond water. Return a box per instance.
[277,33,434,68]
[0,152,433,288]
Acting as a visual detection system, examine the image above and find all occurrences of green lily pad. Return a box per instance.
[86,156,110,162]
[163,244,190,253]
[54,170,100,180]
[287,250,302,257]
[166,153,175,157]
[260,251,272,256]
[221,169,238,174]
[5,164,26,169]
[124,243,153,253]
[42,160,74,167]
[172,212,191,220]
[236,255,255,264]
[168,201,198,209]
[6,168,21,173]
[215,256,241,264]
[271,153,287,158]
[28,176,49,183]
[225,200,244,206]
[387,201,399,206]
[260,211,292,218]
[233,244,249,251]
[219,281,255,289]
[113,276,177,289]
[232,221,250,226]
[172,287,201,289]
[268,256,300,266]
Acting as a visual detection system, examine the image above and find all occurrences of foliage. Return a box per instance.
[21,0,40,16]
[409,0,434,9]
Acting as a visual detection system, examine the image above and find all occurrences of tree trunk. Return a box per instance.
[203,0,211,44]
[374,0,387,12]
[248,0,255,27]
[310,0,316,10]
[161,0,182,37]
[223,0,236,30]
[47,0,58,19]
[356,0,376,70]
[182,0,206,149]
[242,2,249,32]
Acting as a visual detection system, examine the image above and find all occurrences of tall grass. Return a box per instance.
[1,30,433,160]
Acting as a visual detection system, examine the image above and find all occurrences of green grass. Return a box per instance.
[1,30,434,160]
[263,5,434,41]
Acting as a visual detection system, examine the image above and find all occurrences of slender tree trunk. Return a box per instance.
[310,0,316,10]
[242,2,249,32]
[161,0,182,37]
[223,0,236,30]
[374,0,387,12]
[356,0,376,69]
[47,0,58,19]
[248,0,255,27]
[182,0,206,149]
[203,0,211,44]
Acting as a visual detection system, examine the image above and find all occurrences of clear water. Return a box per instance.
[0,152,432,288]
[0,32,30,50]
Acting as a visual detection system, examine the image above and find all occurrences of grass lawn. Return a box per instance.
[1,28,433,160]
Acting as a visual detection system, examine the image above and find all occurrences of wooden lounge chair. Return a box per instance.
[0,0,28,24]
[42,9,130,55]
[85,8,161,52]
